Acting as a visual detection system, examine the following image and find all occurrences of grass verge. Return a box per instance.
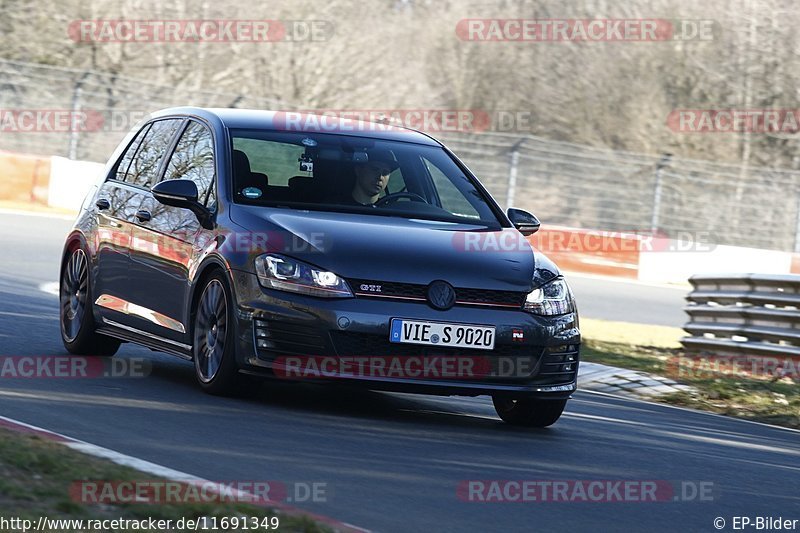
[0,427,329,531]
[580,319,800,430]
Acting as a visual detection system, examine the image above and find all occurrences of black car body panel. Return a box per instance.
[228,207,539,289]
[61,107,580,412]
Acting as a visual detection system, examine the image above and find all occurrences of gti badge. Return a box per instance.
[359,284,382,293]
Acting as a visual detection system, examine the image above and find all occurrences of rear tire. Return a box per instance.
[60,247,120,357]
[492,397,567,427]
[193,273,240,395]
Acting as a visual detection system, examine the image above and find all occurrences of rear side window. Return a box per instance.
[114,124,150,181]
[125,119,183,188]
[163,121,216,209]
[233,137,305,187]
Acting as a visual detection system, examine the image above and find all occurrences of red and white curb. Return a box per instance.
[0,415,370,533]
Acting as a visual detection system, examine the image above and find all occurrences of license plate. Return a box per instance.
[390,319,495,350]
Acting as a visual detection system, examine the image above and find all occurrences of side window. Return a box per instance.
[163,121,216,209]
[126,119,183,189]
[423,157,481,219]
[114,124,150,181]
[232,137,305,187]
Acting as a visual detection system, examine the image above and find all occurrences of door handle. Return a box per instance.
[95,198,110,210]
[135,210,152,222]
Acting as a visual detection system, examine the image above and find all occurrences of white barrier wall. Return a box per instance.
[47,156,105,210]
[638,240,793,283]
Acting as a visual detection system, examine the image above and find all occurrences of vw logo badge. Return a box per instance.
[427,280,456,310]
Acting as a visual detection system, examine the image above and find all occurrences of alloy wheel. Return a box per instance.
[60,249,88,342]
[194,279,228,383]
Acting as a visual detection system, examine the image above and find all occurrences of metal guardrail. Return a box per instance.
[682,274,800,359]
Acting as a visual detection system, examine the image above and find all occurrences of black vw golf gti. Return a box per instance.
[59,107,580,427]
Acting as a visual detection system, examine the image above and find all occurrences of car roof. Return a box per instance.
[149,107,443,146]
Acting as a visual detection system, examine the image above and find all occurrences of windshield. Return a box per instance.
[229,129,502,226]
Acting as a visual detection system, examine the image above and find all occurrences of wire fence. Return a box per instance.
[439,132,800,252]
[0,59,288,162]
[3,59,800,252]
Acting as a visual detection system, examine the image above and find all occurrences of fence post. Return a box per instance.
[67,83,83,160]
[794,191,800,253]
[651,153,672,233]
[505,140,524,210]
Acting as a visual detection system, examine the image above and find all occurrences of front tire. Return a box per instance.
[193,273,240,395]
[60,247,120,356]
[492,397,567,427]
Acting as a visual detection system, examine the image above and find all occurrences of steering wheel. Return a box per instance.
[375,192,427,207]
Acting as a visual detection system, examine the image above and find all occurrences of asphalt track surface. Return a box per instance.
[0,212,797,532]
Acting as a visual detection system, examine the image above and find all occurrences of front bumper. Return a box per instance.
[229,270,580,399]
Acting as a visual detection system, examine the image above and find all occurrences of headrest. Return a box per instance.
[288,176,314,189]
[232,149,252,177]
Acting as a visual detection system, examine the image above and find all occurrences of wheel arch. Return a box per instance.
[186,255,235,352]
[61,231,89,272]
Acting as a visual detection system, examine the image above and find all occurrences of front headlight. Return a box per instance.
[254,254,353,298]
[524,277,575,315]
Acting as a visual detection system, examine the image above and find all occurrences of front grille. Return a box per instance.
[348,278,526,309]
[455,287,527,307]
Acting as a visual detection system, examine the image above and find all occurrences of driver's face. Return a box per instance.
[355,163,391,195]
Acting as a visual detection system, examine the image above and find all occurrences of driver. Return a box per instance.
[336,149,399,206]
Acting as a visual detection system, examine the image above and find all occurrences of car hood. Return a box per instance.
[229,206,560,292]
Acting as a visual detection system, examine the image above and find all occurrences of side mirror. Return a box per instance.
[507,208,540,236]
[151,179,212,229]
